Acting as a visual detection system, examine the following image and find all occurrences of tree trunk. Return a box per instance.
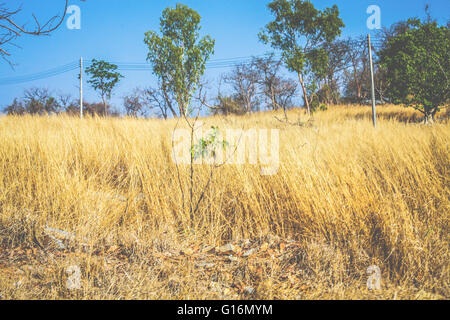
[298,72,310,115]
[102,96,107,116]
[270,86,278,110]
[283,107,288,121]
[178,98,186,118]
[357,84,362,102]
[423,106,438,124]
[161,84,177,118]
[423,113,434,124]
[246,92,252,114]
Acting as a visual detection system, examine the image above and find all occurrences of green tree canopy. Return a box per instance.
[259,0,344,114]
[379,20,450,123]
[85,59,123,116]
[144,4,215,117]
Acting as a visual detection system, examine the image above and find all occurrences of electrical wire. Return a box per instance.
[0,61,79,85]
[0,45,383,86]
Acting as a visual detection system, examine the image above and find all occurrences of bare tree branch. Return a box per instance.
[0,1,70,62]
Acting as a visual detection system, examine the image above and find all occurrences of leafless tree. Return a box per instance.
[23,87,61,114]
[57,92,76,110]
[341,37,370,103]
[122,86,180,119]
[275,79,297,120]
[252,54,283,110]
[319,40,352,105]
[252,54,298,119]
[194,79,244,116]
[142,87,175,119]
[376,19,419,51]
[223,63,260,114]
[123,89,146,117]
[0,1,69,63]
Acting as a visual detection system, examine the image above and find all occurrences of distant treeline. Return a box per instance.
[3,1,449,122]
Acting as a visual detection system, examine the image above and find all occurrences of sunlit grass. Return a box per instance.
[0,105,448,299]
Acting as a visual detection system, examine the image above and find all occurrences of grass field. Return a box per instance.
[0,105,448,299]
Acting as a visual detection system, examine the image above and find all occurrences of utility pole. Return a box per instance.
[80,57,83,119]
[367,34,377,128]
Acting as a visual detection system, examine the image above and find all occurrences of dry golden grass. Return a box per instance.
[0,105,448,300]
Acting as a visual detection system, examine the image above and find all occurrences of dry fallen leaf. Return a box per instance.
[202,245,215,254]
[243,248,257,257]
[195,262,215,268]
[244,286,255,295]
[215,243,236,255]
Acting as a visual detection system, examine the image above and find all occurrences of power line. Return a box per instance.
[0,54,281,85]
[85,53,283,70]
[0,47,380,86]
[0,60,253,86]
[0,61,79,85]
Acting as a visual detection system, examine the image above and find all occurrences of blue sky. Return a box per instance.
[0,0,448,112]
